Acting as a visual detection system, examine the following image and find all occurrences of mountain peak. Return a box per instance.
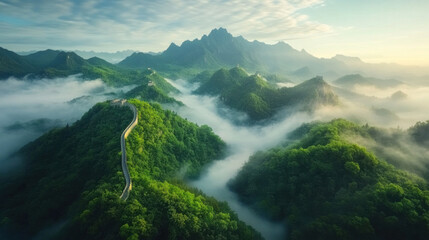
[48,51,86,70]
[294,76,331,90]
[166,42,179,52]
[208,27,233,40]
[304,75,326,85]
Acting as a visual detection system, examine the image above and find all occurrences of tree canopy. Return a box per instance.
[0,100,261,240]
[230,119,429,240]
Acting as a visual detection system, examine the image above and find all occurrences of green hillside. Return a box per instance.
[409,120,429,147]
[229,119,429,240]
[0,100,261,240]
[22,49,61,69]
[0,47,36,78]
[0,47,179,90]
[125,83,183,106]
[196,67,338,121]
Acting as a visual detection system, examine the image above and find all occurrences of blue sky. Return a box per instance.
[0,0,428,65]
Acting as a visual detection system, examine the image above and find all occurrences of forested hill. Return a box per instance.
[124,83,183,105]
[0,100,261,240]
[230,119,429,240]
[195,67,339,121]
[0,47,177,89]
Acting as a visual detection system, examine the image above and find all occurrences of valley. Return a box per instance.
[1,24,429,240]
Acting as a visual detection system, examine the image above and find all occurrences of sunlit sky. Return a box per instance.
[0,0,428,66]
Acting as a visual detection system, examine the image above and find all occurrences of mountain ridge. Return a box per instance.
[195,67,339,121]
[0,100,261,239]
[0,47,179,91]
[334,74,403,89]
[118,28,331,79]
[117,28,429,82]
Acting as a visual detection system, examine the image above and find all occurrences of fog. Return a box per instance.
[2,72,427,238]
[166,76,429,239]
[324,83,429,129]
[167,79,315,240]
[312,81,429,179]
[343,130,429,179]
[0,76,132,174]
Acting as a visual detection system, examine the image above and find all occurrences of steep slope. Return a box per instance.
[124,84,183,105]
[195,67,249,95]
[0,47,36,78]
[278,76,339,109]
[22,49,61,69]
[41,51,89,77]
[0,100,261,240]
[196,67,338,121]
[230,119,429,240]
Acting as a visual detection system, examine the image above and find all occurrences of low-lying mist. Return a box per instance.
[322,83,429,129]
[0,76,132,173]
[167,79,314,240]
[312,82,429,179]
[166,77,429,239]
[343,128,429,180]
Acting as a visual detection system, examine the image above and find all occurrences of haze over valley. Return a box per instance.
[1,1,429,239]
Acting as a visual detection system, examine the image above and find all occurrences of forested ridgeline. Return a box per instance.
[230,119,429,240]
[195,67,339,121]
[0,100,262,240]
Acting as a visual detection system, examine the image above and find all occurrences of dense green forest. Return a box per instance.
[230,119,429,240]
[408,120,429,146]
[124,84,183,106]
[195,67,338,121]
[0,100,261,240]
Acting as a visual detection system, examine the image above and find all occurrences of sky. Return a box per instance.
[0,0,428,66]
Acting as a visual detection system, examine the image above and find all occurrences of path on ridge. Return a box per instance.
[112,99,138,201]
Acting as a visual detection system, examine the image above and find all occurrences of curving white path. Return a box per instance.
[112,99,138,201]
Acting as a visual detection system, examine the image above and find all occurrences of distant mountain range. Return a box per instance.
[18,50,138,64]
[0,47,177,91]
[118,28,349,79]
[2,28,428,85]
[117,28,429,82]
[0,47,111,79]
[334,74,403,89]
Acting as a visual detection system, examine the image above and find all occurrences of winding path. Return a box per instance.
[112,99,138,200]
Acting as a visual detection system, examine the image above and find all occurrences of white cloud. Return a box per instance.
[0,75,133,172]
[0,0,330,52]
